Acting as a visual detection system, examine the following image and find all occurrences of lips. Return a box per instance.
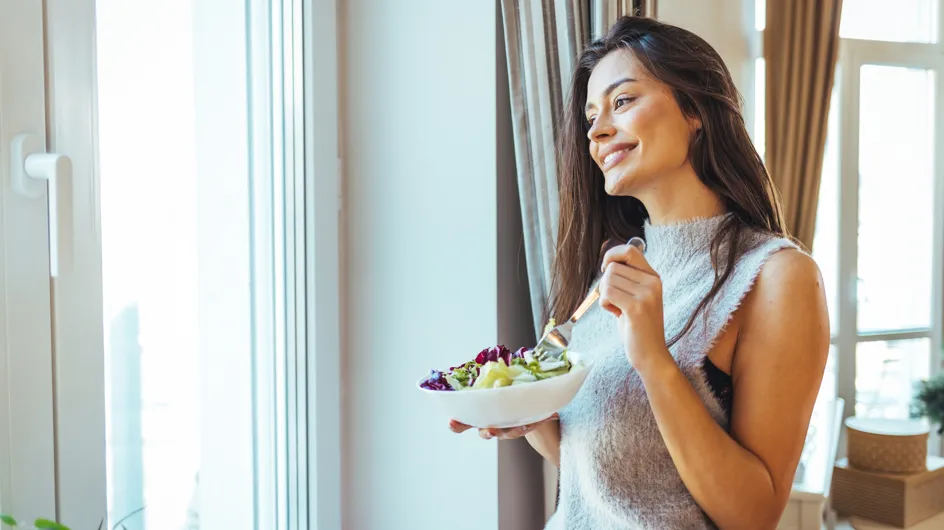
[599,143,637,170]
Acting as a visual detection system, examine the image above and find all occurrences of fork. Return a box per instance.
[534,237,647,360]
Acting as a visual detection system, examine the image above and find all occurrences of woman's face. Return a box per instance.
[585,49,699,196]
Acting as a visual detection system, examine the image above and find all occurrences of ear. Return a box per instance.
[689,115,703,133]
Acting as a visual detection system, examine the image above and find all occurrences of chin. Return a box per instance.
[604,170,638,196]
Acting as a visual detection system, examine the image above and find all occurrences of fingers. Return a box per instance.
[606,262,652,286]
[449,419,472,433]
[599,267,637,316]
[599,261,662,317]
[481,424,532,440]
[454,413,559,440]
[601,241,658,277]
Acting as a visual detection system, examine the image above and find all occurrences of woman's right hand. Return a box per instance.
[448,413,559,440]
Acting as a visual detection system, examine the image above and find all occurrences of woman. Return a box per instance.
[450,16,829,530]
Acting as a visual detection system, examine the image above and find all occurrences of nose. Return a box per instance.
[587,112,615,142]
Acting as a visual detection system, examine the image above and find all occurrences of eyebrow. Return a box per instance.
[585,77,637,113]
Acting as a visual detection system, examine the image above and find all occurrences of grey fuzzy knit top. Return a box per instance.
[546,215,798,530]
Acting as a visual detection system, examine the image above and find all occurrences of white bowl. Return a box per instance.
[417,359,591,429]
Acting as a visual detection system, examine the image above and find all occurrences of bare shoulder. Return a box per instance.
[739,247,829,357]
[746,248,824,311]
[758,247,823,289]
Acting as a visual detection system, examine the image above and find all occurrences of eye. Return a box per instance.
[586,115,597,127]
[615,96,637,109]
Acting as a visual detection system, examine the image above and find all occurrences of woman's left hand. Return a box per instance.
[599,240,671,373]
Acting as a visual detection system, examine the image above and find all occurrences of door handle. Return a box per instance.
[11,133,74,277]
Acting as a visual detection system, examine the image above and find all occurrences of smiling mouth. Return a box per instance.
[601,144,637,169]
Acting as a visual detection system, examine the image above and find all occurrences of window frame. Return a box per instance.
[304,0,343,527]
[747,0,944,455]
[43,0,107,525]
[0,0,58,523]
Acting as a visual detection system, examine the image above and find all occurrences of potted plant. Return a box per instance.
[912,371,944,435]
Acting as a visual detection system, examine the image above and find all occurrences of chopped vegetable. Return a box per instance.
[419,321,581,391]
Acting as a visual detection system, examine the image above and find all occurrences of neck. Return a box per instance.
[633,163,726,225]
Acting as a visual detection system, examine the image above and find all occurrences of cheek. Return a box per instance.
[640,113,691,163]
[620,104,659,140]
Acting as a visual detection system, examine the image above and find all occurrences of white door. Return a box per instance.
[1,1,341,528]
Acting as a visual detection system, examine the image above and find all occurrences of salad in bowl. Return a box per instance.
[419,344,580,391]
[417,320,591,428]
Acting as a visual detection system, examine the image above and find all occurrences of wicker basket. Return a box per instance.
[845,417,929,474]
[832,456,944,527]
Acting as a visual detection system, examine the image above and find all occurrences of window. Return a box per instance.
[0,0,341,528]
[95,3,205,526]
[751,0,944,451]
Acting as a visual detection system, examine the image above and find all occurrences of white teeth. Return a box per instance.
[603,148,629,165]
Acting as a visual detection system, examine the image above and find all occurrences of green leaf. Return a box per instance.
[912,372,944,430]
[33,518,70,530]
[0,513,17,526]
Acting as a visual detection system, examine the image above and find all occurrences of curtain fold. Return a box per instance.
[765,0,843,249]
[501,1,591,522]
[502,0,586,340]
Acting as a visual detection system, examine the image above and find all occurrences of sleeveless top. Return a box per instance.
[547,214,799,530]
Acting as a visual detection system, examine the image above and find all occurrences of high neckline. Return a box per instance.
[643,213,731,266]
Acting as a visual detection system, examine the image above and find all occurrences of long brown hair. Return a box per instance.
[548,16,787,346]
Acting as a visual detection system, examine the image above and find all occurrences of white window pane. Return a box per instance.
[840,0,938,43]
[857,65,935,332]
[855,338,931,419]
[812,81,840,336]
[753,57,765,158]
[839,0,939,42]
[97,2,199,528]
[817,345,839,409]
[97,2,260,528]
[755,0,766,32]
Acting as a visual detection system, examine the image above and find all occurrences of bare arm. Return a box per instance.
[638,250,829,529]
[524,419,561,468]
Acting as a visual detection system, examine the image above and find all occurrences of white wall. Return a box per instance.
[341,1,512,529]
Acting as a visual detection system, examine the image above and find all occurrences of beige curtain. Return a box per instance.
[502,0,589,342]
[501,1,590,521]
[764,0,843,249]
